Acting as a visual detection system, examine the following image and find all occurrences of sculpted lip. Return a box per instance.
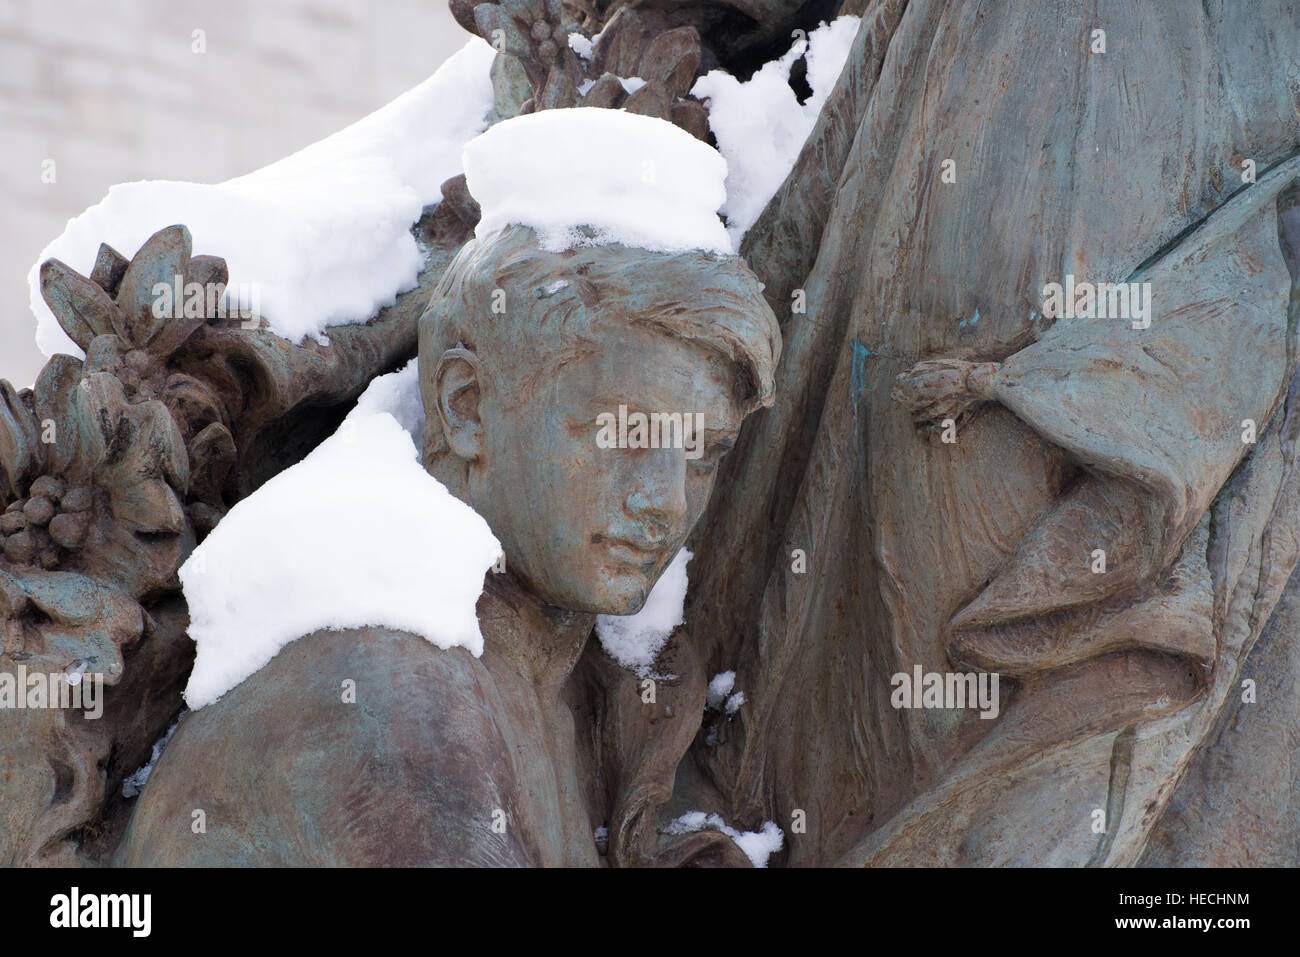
[592,533,663,567]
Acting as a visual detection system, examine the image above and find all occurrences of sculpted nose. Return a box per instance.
[624,450,687,541]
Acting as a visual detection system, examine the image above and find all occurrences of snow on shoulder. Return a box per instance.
[29,38,496,360]
[463,108,732,254]
[181,365,500,709]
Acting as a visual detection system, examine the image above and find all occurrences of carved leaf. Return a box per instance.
[474,5,529,57]
[88,243,130,298]
[33,355,86,481]
[39,259,127,352]
[537,69,579,110]
[149,314,204,364]
[115,224,192,349]
[592,7,647,79]
[187,421,236,508]
[671,100,711,142]
[439,174,482,230]
[82,333,126,377]
[449,0,481,34]
[187,254,228,291]
[489,50,535,119]
[623,80,672,121]
[637,27,702,100]
[580,73,626,108]
[0,381,41,501]
[75,372,128,468]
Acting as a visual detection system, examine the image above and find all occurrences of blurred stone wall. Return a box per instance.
[0,0,467,386]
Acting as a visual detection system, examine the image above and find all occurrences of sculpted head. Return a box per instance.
[418,224,779,614]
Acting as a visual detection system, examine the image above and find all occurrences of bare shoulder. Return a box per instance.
[120,627,538,866]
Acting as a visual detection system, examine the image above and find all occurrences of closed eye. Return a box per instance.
[690,438,734,471]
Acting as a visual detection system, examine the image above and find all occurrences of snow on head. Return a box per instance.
[691,15,859,246]
[180,386,499,710]
[29,38,496,360]
[596,547,691,675]
[463,108,731,255]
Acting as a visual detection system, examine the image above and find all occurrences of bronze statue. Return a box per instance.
[114,224,779,866]
[3,0,1299,868]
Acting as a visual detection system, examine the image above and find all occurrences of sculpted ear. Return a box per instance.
[434,346,483,462]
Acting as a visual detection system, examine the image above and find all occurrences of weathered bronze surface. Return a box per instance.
[4,0,1299,867]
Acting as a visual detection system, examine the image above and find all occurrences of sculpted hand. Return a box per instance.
[891,358,1001,426]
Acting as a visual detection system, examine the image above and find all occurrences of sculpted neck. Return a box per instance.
[475,569,594,697]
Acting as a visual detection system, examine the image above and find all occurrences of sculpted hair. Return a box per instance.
[418,224,781,473]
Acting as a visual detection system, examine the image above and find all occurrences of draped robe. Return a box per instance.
[661,0,1300,866]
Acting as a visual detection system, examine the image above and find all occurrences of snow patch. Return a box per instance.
[463,108,731,255]
[180,379,500,710]
[122,712,185,798]
[29,38,497,358]
[691,15,859,246]
[706,670,735,709]
[596,548,691,676]
[568,32,594,60]
[706,669,745,713]
[665,811,785,868]
[344,358,425,448]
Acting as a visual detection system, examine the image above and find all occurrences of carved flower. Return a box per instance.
[453,0,576,87]
[0,226,242,594]
[1,365,191,596]
[40,223,229,404]
[453,0,709,137]
[39,225,237,519]
[0,367,184,686]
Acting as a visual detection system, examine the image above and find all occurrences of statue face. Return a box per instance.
[434,322,745,614]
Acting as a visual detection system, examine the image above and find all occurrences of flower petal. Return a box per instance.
[115,224,192,349]
[33,355,86,480]
[39,258,128,350]
[0,381,40,500]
